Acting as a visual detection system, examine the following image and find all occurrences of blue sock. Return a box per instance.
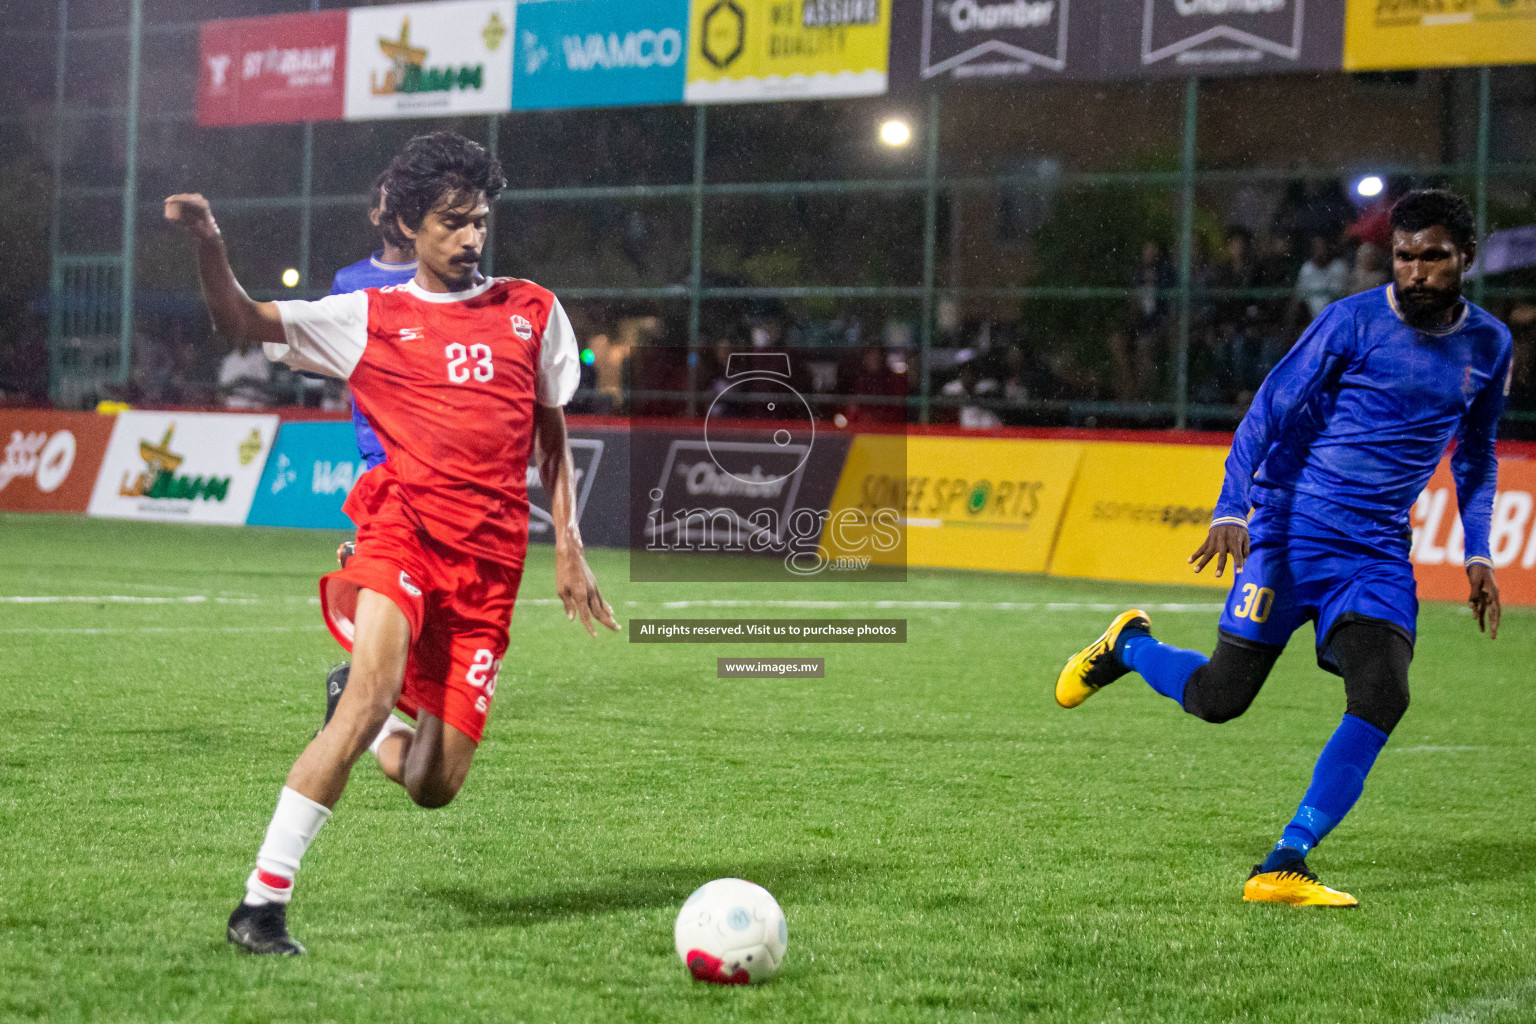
[1120,634,1208,705]
[1261,714,1390,871]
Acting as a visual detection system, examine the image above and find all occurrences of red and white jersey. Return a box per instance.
[269,277,580,569]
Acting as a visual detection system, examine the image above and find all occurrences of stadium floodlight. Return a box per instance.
[281,268,301,288]
[1356,175,1384,199]
[879,119,912,148]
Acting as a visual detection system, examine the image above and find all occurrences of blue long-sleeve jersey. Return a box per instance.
[1213,284,1513,565]
[330,251,418,469]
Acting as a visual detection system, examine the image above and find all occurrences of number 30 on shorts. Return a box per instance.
[1233,583,1275,623]
[466,649,502,713]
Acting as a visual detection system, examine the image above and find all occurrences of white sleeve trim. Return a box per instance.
[1465,556,1494,569]
[268,291,369,380]
[536,297,581,408]
[1211,516,1251,530]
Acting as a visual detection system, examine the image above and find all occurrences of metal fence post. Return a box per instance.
[687,105,707,417]
[1473,66,1490,309]
[47,0,69,402]
[298,124,314,287]
[485,113,499,277]
[1175,77,1198,431]
[919,90,940,425]
[118,0,143,386]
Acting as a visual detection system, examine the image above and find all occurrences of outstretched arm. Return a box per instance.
[164,193,284,345]
[1453,343,1512,639]
[1192,304,1354,577]
[534,404,618,636]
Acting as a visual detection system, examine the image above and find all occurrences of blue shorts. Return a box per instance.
[1218,505,1417,675]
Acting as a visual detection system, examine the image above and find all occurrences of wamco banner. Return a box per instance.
[1099,0,1344,77]
[247,421,367,530]
[684,0,893,103]
[87,412,279,526]
[890,0,1099,86]
[513,0,690,110]
[345,0,514,120]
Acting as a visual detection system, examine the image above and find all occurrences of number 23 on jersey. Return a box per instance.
[445,343,494,383]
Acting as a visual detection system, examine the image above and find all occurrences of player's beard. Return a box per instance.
[446,255,480,286]
[1396,282,1462,329]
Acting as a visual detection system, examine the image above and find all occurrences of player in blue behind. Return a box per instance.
[1055,189,1511,907]
[331,169,418,473]
[320,169,418,723]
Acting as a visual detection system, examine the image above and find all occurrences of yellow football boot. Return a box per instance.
[1054,609,1151,708]
[1244,858,1359,908]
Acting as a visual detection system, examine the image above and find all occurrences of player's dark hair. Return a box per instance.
[385,131,506,232]
[1390,188,1475,248]
[370,168,411,249]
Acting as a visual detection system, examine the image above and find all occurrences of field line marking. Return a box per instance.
[1416,976,1536,1024]
[1393,745,1488,753]
[0,595,565,608]
[637,600,1224,612]
[0,625,326,635]
[0,595,263,605]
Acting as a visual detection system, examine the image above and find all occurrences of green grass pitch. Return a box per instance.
[2,512,1534,1024]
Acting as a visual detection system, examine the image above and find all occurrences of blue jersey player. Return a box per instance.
[332,170,418,470]
[1054,190,1512,907]
[322,170,418,718]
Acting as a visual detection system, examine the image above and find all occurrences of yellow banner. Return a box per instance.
[823,435,1083,574]
[685,0,890,103]
[1345,0,1536,70]
[1049,442,1232,589]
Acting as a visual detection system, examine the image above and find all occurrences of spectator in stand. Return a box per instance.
[1349,241,1391,295]
[1292,235,1349,328]
[218,341,270,409]
[1131,239,1176,332]
[941,358,1001,429]
[842,346,907,425]
[1508,302,1536,415]
[1345,178,1407,252]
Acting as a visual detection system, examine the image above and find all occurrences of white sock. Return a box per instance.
[243,787,331,906]
[369,715,414,757]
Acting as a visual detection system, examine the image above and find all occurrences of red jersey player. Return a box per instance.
[165,132,619,956]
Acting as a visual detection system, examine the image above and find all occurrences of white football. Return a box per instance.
[673,878,788,985]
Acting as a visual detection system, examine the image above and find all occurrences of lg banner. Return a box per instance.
[197,11,348,126]
[344,0,515,120]
[0,410,116,514]
[87,412,279,526]
[1412,456,1536,607]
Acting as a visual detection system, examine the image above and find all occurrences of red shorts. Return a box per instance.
[319,510,522,744]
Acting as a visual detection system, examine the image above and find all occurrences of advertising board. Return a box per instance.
[345,1,515,120]
[684,0,892,103]
[513,0,690,109]
[87,412,279,526]
[1344,0,1536,70]
[198,11,348,126]
[0,410,117,514]
[1049,440,1230,588]
[825,434,1081,573]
